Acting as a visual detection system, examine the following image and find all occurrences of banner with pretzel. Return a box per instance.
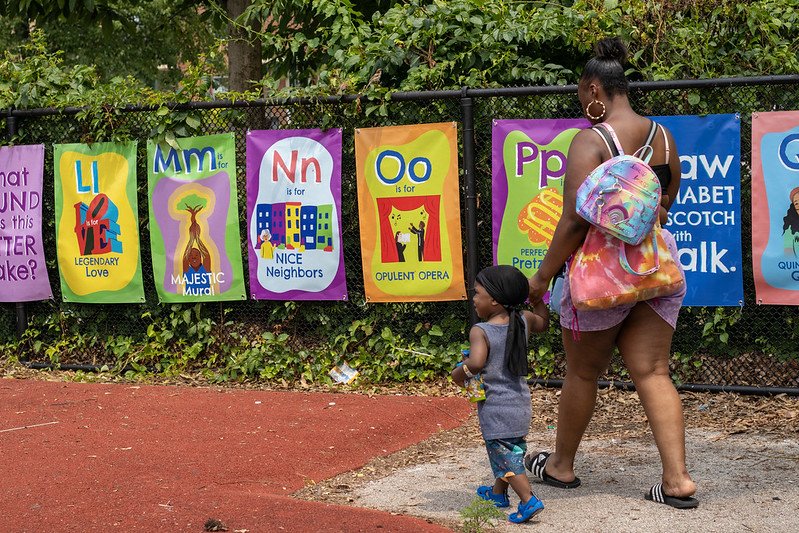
[491,118,588,279]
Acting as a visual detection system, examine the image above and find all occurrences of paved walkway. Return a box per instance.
[1,379,470,532]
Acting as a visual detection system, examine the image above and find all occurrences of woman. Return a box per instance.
[526,37,698,509]
[782,187,799,256]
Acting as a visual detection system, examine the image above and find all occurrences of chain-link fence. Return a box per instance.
[2,76,799,393]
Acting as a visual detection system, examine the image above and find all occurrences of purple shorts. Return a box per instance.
[559,229,686,332]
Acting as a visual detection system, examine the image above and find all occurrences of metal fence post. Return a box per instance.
[460,88,479,326]
[6,112,28,338]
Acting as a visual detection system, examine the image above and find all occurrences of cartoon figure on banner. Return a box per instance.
[182,202,212,293]
[258,228,274,259]
[409,219,426,262]
[783,186,799,257]
[168,187,222,296]
[382,199,438,264]
[74,192,122,256]
[394,231,407,262]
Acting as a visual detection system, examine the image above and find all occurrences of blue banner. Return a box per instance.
[655,114,743,306]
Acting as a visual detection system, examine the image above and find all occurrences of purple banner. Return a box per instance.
[492,119,589,276]
[0,144,52,301]
[246,129,347,300]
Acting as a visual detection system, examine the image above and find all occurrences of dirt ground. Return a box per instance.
[296,387,799,532]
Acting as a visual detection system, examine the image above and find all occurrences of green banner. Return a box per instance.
[54,142,144,303]
[147,133,246,302]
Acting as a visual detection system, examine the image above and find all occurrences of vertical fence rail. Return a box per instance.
[460,89,479,326]
[5,113,28,338]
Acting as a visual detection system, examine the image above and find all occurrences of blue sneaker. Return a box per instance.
[508,495,544,523]
[476,485,510,508]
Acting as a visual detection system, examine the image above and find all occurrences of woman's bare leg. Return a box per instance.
[616,303,696,497]
[544,325,619,482]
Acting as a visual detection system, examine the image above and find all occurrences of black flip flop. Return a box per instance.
[524,451,581,489]
[645,483,699,509]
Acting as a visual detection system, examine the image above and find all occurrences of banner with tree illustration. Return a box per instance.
[147,133,246,302]
[54,142,144,303]
[0,144,52,302]
[355,123,465,302]
[752,111,799,304]
[245,129,348,300]
[492,119,588,277]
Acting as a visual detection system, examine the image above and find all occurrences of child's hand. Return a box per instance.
[451,363,466,388]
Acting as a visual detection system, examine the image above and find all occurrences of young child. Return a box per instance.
[451,265,549,523]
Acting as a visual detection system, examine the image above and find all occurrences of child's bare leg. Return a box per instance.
[492,477,509,495]
[507,474,534,503]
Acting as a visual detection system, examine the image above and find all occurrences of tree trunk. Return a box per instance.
[226,0,262,93]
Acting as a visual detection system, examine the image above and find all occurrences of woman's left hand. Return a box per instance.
[528,272,549,305]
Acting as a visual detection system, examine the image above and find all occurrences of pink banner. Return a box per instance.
[752,111,799,304]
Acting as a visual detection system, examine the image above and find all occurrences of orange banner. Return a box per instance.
[355,123,466,302]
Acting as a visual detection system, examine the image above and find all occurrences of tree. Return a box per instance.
[226,0,262,92]
[238,0,399,90]
[0,0,254,90]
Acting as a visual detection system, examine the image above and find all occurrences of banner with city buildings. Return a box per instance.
[245,129,348,300]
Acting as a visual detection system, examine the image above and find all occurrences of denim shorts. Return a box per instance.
[485,437,527,480]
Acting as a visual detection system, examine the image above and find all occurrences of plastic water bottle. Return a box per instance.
[458,349,485,402]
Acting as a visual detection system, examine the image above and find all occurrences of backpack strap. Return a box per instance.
[595,121,659,163]
[631,120,658,163]
[643,120,658,147]
[591,124,620,158]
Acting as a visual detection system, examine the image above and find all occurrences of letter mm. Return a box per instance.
[153,144,182,173]
[153,145,218,174]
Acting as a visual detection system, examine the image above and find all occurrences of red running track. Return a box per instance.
[0,379,471,532]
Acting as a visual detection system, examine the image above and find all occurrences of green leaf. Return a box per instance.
[165,131,180,150]
[185,115,201,129]
[687,93,701,105]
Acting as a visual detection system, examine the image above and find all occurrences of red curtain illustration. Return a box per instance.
[377,195,441,262]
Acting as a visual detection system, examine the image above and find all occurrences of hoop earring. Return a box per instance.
[585,99,606,121]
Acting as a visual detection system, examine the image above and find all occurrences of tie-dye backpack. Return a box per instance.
[569,120,684,311]
[576,121,661,245]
